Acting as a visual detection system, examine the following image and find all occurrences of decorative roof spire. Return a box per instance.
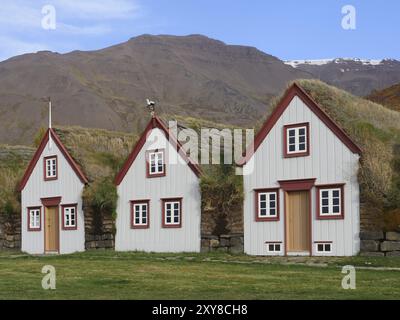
[48,97,52,150]
[146,99,156,118]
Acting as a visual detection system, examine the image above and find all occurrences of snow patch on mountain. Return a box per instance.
[285,58,386,68]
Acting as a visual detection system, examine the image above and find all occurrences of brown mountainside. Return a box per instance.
[367,82,400,112]
[0,34,311,145]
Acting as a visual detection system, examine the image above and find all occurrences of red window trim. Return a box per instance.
[316,184,345,220]
[27,206,42,231]
[254,188,280,222]
[145,149,166,178]
[130,200,150,229]
[61,203,78,230]
[283,122,310,158]
[43,155,58,181]
[161,198,182,228]
[314,241,333,243]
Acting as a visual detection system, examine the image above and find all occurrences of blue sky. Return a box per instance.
[0,0,399,61]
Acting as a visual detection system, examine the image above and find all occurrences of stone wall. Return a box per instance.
[360,203,384,231]
[360,231,400,256]
[84,205,115,250]
[201,234,243,254]
[0,214,21,250]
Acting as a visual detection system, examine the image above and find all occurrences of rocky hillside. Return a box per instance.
[286,58,400,96]
[0,34,311,145]
[367,82,400,112]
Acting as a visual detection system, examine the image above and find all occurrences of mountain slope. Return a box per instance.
[285,58,400,96]
[367,82,400,112]
[0,34,311,145]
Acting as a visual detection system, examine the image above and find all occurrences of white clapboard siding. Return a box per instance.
[21,136,85,254]
[243,95,360,256]
[116,128,201,252]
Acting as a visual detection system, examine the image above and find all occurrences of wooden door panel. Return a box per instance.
[286,191,310,252]
[45,207,59,252]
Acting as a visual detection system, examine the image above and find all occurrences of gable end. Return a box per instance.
[19,128,88,191]
[114,116,201,185]
[238,83,362,166]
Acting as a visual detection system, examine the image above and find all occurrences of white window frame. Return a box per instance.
[164,200,181,226]
[266,243,282,253]
[286,125,308,154]
[63,206,77,229]
[28,208,41,230]
[316,243,333,254]
[257,191,278,219]
[45,156,57,179]
[132,202,149,227]
[319,188,342,217]
[148,150,165,175]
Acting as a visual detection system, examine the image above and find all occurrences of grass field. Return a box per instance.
[0,250,400,300]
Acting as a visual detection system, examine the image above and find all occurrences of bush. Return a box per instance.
[200,163,243,235]
[83,177,118,220]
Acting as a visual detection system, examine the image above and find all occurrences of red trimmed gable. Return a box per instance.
[238,83,362,166]
[19,128,89,191]
[114,116,202,185]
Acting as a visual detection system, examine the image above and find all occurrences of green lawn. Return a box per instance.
[0,250,399,300]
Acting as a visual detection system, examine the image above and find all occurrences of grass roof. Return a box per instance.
[1,80,399,230]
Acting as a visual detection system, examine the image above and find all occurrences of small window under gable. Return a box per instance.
[255,189,279,221]
[316,184,345,219]
[44,155,57,181]
[28,207,41,231]
[284,123,310,158]
[146,149,166,178]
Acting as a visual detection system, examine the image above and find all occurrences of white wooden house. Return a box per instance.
[19,127,88,254]
[114,115,202,252]
[239,83,362,256]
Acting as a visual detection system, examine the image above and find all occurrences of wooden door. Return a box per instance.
[286,191,310,253]
[45,206,59,252]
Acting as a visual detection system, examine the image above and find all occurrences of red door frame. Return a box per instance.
[41,197,62,254]
[278,178,316,256]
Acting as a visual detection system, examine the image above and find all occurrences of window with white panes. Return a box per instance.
[131,202,149,228]
[285,124,309,156]
[28,208,41,230]
[147,150,165,176]
[63,206,77,229]
[163,200,181,227]
[44,156,57,180]
[256,190,279,220]
[319,188,342,217]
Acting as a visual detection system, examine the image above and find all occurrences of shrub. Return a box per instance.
[200,163,243,235]
[83,177,118,219]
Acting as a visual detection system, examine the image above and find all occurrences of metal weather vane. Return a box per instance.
[146,98,156,117]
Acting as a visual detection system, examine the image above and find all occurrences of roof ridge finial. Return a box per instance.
[48,97,52,150]
[146,98,156,118]
[48,96,52,129]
